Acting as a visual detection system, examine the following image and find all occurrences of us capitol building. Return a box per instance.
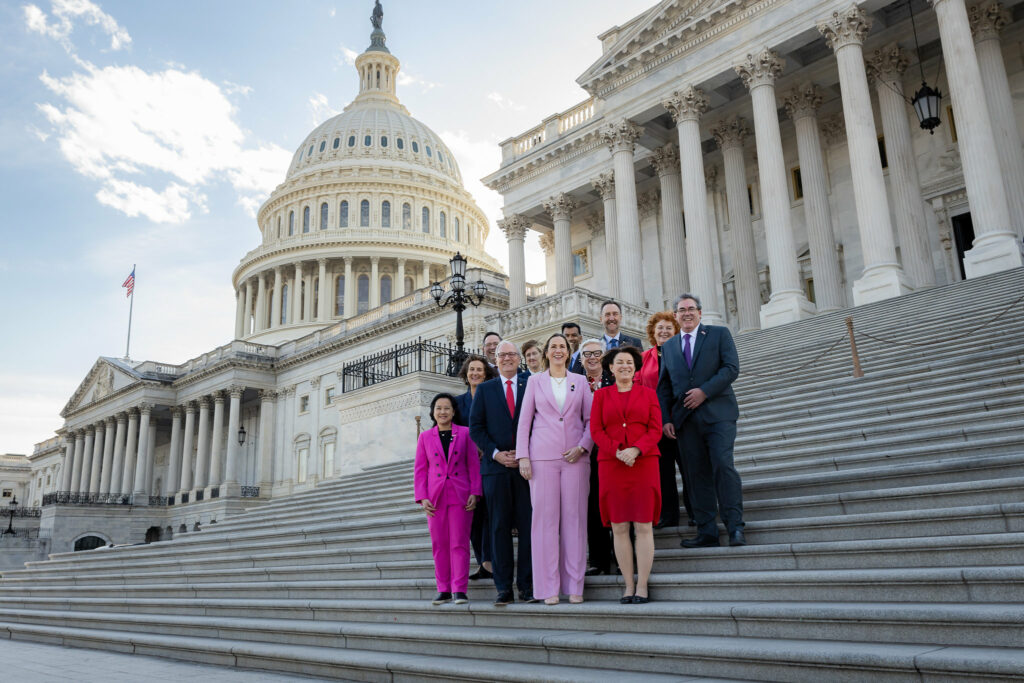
[4,0,1024,561]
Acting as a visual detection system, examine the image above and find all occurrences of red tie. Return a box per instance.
[505,379,515,417]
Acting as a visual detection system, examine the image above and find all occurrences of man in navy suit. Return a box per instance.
[599,300,644,351]
[657,293,745,548]
[469,340,535,605]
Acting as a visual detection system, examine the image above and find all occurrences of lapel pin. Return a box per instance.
[570,384,575,392]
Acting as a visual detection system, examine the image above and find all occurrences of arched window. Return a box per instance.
[307,144,314,157]
[454,217,460,241]
[360,200,370,227]
[320,202,328,230]
[380,274,392,304]
[438,151,444,164]
[397,138,404,150]
[405,276,414,294]
[348,135,356,147]
[73,535,108,552]
[426,146,432,157]
[281,284,289,324]
[364,135,372,147]
[422,207,430,233]
[402,203,411,230]
[277,216,281,238]
[381,136,388,147]
[381,200,391,228]
[288,211,295,235]
[439,212,447,238]
[412,141,419,153]
[319,140,326,152]
[339,200,348,228]
[335,276,344,316]
[332,137,340,149]
[302,206,310,233]
[357,274,369,314]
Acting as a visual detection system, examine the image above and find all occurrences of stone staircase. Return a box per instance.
[1,268,1022,681]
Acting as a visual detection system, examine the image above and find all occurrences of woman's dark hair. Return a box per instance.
[541,333,571,370]
[429,393,462,426]
[457,354,496,386]
[601,345,644,376]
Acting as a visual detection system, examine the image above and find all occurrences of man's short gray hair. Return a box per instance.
[495,339,520,356]
[579,338,605,352]
[674,293,702,310]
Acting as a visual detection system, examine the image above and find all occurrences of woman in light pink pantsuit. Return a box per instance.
[414,393,482,605]
[516,333,594,605]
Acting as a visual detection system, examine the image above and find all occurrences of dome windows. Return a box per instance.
[426,146,432,157]
[421,207,430,233]
[339,200,349,228]
[319,141,326,153]
[380,274,392,304]
[288,211,295,236]
[396,138,404,150]
[402,202,411,229]
[412,141,419,153]
[382,201,391,228]
[320,202,328,230]
[308,144,314,157]
[332,137,340,149]
[381,136,388,147]
[302,206,311,233]
[438,151,444,164]
[364,135,372,147]
[454,217,460,242]
[348,136,356,147]
[360,200,370,227]
[439,211,446,238]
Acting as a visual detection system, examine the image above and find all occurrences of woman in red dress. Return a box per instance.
[590,346,663,603]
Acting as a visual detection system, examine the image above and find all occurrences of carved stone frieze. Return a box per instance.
[309,376,321,389]
[818,5,872,52]
[662,86,708,123]
[735,49,784,89]
[650,144,680,177]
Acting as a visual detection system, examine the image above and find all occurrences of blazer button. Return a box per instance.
[559,417,564,422]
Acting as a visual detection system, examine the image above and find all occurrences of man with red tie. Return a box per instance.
[469,340,535,605]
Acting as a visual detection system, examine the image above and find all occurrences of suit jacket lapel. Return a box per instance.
[514,374,528,418]
[690,325,707,367]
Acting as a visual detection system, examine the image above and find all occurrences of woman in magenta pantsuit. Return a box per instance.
[516,333,594,605]
[414,393,482,605]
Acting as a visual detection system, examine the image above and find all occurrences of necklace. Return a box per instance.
[551,375,567,385]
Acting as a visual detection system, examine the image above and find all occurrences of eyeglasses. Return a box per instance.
[496,352,519,359]
[676,306,700,313]
[581,350,602,358]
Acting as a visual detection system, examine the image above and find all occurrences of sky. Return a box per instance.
[0,0,655,455]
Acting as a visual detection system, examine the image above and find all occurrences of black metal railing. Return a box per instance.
[0,528,40,540]
[41,492,166,507]
[148,496,168,506]
[1,506,42,518]
[240,486,260,498]
[341,338,479,392]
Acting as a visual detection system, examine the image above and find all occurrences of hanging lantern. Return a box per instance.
[912,83,942,134]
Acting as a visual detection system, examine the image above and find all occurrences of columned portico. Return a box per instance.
[602,120,645,306]
[121,409,138,496]
[343,257,355,319]
[255,272,267,333]
[88,421,104,494]
[930,0,1024,275]
[110,414,126,495]
[590,172,619,299]
[132,403,152,504]
[99,417,115,495]
[166,407,182,498]
[69,431,84,494]
[396,259,407,298]
[291,263,303,324]
[208,391,225,490]
[235,285,246,338]
[663,87,722,324]
[782,84,845,312]
[650,144,689,306]
[223,386,243,496]
[736,49,816,327]
[500,215,529,308]
[194,397,211,490]
[370,257,381,309]
[79,428,94,495]
[242,280,254,336]
[179,402,195,497]
[60,436,75,492]
[316,258,328,321]
[544,193,577,293]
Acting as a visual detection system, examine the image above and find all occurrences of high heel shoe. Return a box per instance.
[544,596,560,605]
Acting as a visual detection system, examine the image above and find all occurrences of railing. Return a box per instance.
[1,506,42,518]
[176,339,278,375]
[41,492,169,507]
[237,227,479,265]
[0,528,40,540]
[558,98,596,134]
[514,126,546,156]
[486,287,651,339]
[526,281,548,299]
[241,486,260,498]
[500,97,599,165]
[340,339,476,393]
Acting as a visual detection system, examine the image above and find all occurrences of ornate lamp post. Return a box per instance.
[237,424,247,447]
[430,252,488,375]
[3,495,17,536]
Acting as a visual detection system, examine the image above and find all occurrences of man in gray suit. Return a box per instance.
[656,293,745,548]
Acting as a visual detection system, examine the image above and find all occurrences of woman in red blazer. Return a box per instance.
[590,346,663,604]
[414,393,482,605]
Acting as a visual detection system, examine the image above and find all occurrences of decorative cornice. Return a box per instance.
[544,193,577,222]
[650,144,681,177]
[968,2,1009,42]
[735,48,784,90]
[818,5,872,52]
[591,171,616,200]
[710,115,751,150]
[783,83,824,121]
[866,43,909,84]
[602,119,643,154]
[662,86,709,124]
[538,233,555,256]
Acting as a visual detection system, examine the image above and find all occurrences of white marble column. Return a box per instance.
[234,286,246,339]
[60,435,76,492]
[209,391,225,488]
[178,402,196,495]
[970,2,1024,240]
[144,414,156,495]
[663,87,723,323]
[166,407,182,497]
[120,410,138,496]
[68,432,84,493]
[930,0,1023,275]
[421,261,431,289]
[500,215,529,308]
[270,267,283,328]
[602,120,645,306]
[254,272,267,332]
[369,256,381,309]
[99,417,115,495]
[650,144,689,305]
[544,193,577,292]
[242,279,254,336]
[736,50,816,327]
[132,404,152,502]
[87,421,104,494]
[704,167,728,316]
[819,8,912,304]
[194,397,211,490]
[78,427,94,495]
[257,390,276,493]
[396,259,407,298]
[343,257,355,318]
[303,269,314,319]
[590,172,620,299]
[316,258,328,321]
[109,415,126,495]
[783,83,847,311]
[224,386,243,495]
[292,262,304,323]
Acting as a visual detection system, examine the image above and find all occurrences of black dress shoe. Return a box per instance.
[520,591,539,604]
[632,595,650,604]
[680,533,720,548]
[469,566,493,580]
[585,566,608,576]
[453,592,469,604]
[729,529,747,547]
[619,595,635,604]
[431,591,452,605]
[493,591,514,606]
[654,518,677,530]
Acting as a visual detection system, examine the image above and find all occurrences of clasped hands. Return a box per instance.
[420,494,477,518]
[517,446,586,481]
[615,446,641,467]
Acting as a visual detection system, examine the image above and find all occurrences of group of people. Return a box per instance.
[412,295,744,606]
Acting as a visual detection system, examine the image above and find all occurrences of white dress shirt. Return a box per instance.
[550,374,568,411]
[680,324,701,358]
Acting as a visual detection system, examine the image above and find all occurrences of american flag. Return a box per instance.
[122,268,135,298]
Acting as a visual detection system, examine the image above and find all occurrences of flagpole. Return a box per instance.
[125,264,135,361]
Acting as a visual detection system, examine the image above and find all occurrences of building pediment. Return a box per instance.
[61,358,141,417]
[576,0,749,96]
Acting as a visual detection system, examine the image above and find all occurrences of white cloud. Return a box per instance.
[338,45,359,66]
[397,70,439,92]
[329,7,336,18]
[36,61,291,223]
[223,80,253,97]
[0,372,79,454]
[487,91,526,112]
[308,92,340,126]
[24,0,132,52]
[26,124,50,141]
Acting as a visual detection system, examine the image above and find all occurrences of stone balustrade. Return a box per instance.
[500,97,601,165]
[486,286,651,340]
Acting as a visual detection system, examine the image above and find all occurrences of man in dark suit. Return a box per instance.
[600,300,644,351]
[469,340,535,605]
[657,293,745,548]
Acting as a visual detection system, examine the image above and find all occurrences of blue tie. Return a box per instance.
[607,337,619,349]
[683,333,692,368]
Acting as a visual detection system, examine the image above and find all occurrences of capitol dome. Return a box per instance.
[232,14,502,345]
